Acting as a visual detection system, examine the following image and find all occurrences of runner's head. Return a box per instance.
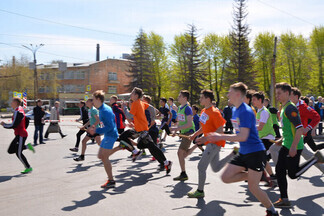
[131,87,143,101]
[78,100,86,108]
[93,90,105,108]
[228,82,248,105]
[110,95,118,104]
[11,97,22,109]
[178,90,190,104]
[275,82,291,103]
[143,95,152,104]
[244,90,255,106]
[252,91,265,109]
[192,105,199,115]
[37,99,43,107]
[290,87,301,104]
[168,97,174,105]
[301,96,310,105]
[160,97,167,107]
[86,99,93,108]
[199,89,214,107]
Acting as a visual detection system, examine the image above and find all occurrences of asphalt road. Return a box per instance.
[0,116,323,216]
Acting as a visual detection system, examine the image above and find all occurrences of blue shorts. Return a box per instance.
[100,137,117,149]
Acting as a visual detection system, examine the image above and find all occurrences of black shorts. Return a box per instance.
[261,139,273,150]
[230,150,267,172]
[171,119,177,123]
[86,133,100,138]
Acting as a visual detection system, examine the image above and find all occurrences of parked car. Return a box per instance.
[25,110,51,120]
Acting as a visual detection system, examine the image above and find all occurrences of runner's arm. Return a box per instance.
[3,111,24,129]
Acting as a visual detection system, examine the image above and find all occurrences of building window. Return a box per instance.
[60,85,85,93]
[56,71,63,80]
[39,86,51,93]
[108,86,117,94]
[108,72,117,81]
[63,71,85,80]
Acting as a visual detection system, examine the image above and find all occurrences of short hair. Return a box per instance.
[93,90,105,102]
[200,89,215,102]
[160,97,167,103]
[132,87,143,98]
[275,82,291,94]
[291,87,301,99]
[12,97,22,105]
[230,82,248,96]
[54,101,60,105]
[37,99,42,103]
[192,105,199,112]
[110,95,118,101]
[301,96,309,105]
[252,91,265,103]
[143,95,152,103]
[80,100,85,106]
[180,90,190,100]
[168,97,174,102]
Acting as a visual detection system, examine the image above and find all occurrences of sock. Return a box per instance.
[132,149,139,154]
[197,189,204,193]
[164,160,169,166]
[267,205,276,214]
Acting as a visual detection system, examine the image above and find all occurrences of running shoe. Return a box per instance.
[132,150,142,162]
[273,198,292,208]
[119,140,133,151]
[165,161,172,174]
[69,147,78,152]
[73,156,84,161]
[187,190,205,198]
[266,210,279,216]
[21,167,33,174]
[150,156,156,161]
[314,151,324,163]
[173,173,188,181]
[157,163,165,171]
[27,143,35,153]
[101,180,116,188]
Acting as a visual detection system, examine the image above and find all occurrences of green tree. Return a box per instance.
[310,26,324,95]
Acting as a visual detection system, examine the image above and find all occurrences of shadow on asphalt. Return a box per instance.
[298,175,324,187]
[65,159,122,174]
[172,198,252,216]
[0,174,25,183]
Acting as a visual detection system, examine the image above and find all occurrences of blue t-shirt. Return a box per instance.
[231,103,265,155]
[193,114,200,131]
[96,104,118,140]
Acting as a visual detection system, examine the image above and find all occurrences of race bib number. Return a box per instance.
[178,113,185,122]
[199,112,209,124]
[231,118,240,132]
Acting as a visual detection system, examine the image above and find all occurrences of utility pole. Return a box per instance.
[270,37,278,108]
[22,44,44,103]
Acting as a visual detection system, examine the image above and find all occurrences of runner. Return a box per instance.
[110,95,126,134]
[119,87,172,174]
[158,97,172,142]
[205,82,279,216]
[168,97,178,125]
[1,97,35,174]
[70,100,89,152]
[245,90,257,115]
[264,98,281,139]
[170,90,196,181]
[273,83,324,208]
[73,99,101,161]
[251,91,277,186]
[191,105,204,153]
[87,90,120,188]
[187,90,236,198]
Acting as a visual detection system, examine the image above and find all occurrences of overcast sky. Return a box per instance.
[0,0,323,64]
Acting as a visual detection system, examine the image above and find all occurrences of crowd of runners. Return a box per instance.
[1,82,324,216]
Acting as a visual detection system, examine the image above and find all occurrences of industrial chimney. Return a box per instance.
[96,44,100,61]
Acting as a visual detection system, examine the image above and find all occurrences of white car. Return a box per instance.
[25,110,51,120]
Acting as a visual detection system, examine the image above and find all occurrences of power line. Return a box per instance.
[1,42,132,47]
[256,0,316,26]
[0,8,134,38]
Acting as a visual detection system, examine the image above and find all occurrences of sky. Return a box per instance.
[0,0,323,64]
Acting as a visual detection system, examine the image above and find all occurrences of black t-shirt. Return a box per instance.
[159,106,170,122]
[33,106,45,126]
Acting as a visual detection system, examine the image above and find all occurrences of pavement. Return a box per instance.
[0,116,323,216]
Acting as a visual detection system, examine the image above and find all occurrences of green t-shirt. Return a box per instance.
[89,107,99,128]
[256,106,276,139]
[280,101,304,150]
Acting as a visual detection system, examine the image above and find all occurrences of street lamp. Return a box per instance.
[22,44,44,102]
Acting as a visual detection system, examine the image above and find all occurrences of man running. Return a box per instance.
[73,99,101,161]
[158,97,172,142]
[88,90,120,188]
[110,95,126,134]
[273,83,324,208]
[187,90,236,198]
[70,100,89,152]
[119,87,172,174]
[1,97,35,174]
[168,97,178,125]
[205,82,279,216]
[170,90,196,181]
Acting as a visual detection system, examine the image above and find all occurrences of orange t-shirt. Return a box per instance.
[130,99,149,132]
[200,106,226,147]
